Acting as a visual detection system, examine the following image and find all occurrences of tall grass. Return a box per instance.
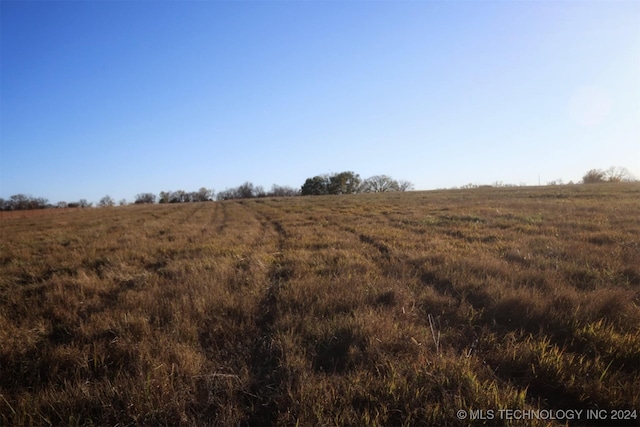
[1,184,639,425]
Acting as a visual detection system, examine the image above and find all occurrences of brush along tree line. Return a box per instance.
[217,172,414,200]
[1,167,636,211]
[0,172,413,210]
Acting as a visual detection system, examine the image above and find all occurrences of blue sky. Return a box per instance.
[1,1,639,203]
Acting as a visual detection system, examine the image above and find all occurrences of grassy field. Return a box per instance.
[1,184,639,426]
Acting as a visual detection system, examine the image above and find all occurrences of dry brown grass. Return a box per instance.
[1,184,639,426]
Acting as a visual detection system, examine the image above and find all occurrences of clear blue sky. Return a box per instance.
[2,1,639,204]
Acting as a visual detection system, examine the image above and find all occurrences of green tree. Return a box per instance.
[328,171,361,195]
[301,175,329,196]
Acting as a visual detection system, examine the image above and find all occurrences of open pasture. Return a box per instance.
[1,184,639,426]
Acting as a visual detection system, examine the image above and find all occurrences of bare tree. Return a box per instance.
[237,182,255,199]
[9,194,31,210]
[168,190,185,203]
[604,166,636,183]
[99,195,115,207]
[216,183,267,200]
[361,176,414,192]
[194,187,214,202]
[361,175,400,193]
[397,180,414,191]
[159,191,171,203]
[134,193,156,204]
[216,189,233,201]
[582,169,606,184]
[254,185,266,198]
[547,179,564,186]
[268,184,299,197]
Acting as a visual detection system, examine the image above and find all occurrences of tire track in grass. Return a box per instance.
[243,202,292,426]
[177,202,205,225]
[375,209,615,413]
[332,213,464,296]
[236,201,272,248]
[324,221,455,321]
[328,222,401,275]
[356,230,392,260]
[254,203,461,354]
[219,202,271,292]
[331,217,495,337]
[193,201,275,423]
[216,201,229,233]
[324,218,466,352]
[208,200,222,230]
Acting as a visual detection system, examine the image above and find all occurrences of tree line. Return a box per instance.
[301,172,413,195]
[2,166,636,211]
[581,167,636,184]
[216,183,300,200]
[0,171,412,210]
